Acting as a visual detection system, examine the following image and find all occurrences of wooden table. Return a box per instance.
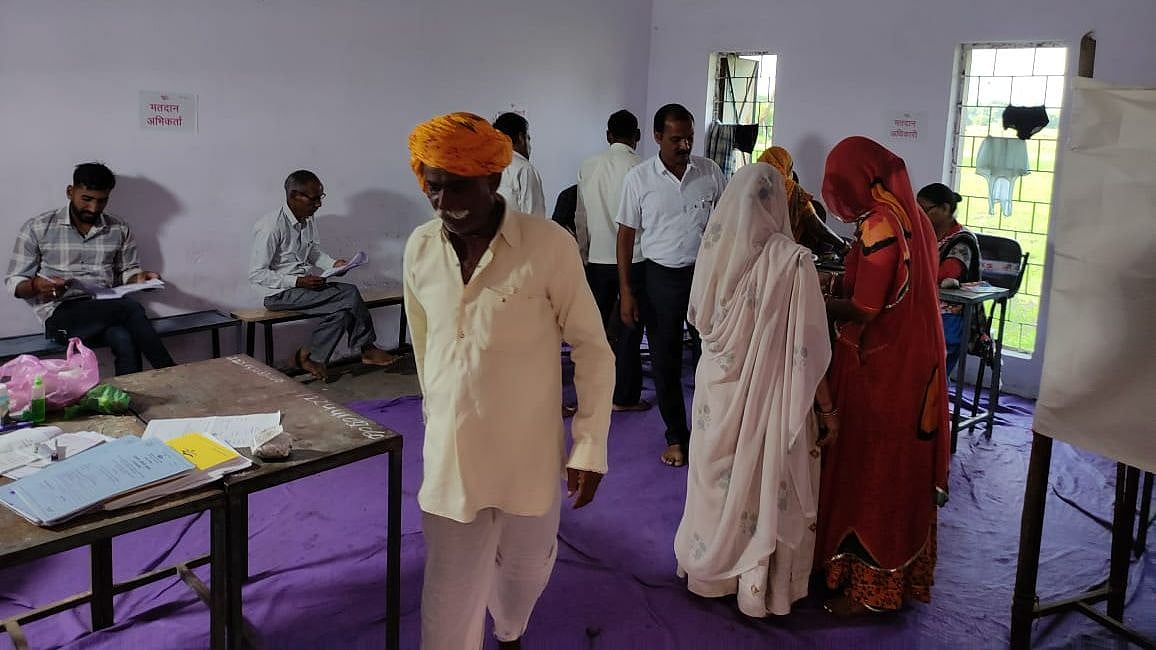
[939,286,1012,452]
[110,355,404,650]
[0,415,228,650]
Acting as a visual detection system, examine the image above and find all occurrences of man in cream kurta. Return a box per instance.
[405,112,614,650]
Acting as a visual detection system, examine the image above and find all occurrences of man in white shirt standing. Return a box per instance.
[494,112,547,216]
[575,109,650,412]
[405,112,613,650]
[248,169,397,380]
[616,104,726,467]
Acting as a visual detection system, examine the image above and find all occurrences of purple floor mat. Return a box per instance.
[1,360,1153,649]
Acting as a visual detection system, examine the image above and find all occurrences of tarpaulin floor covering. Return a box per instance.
[2,360,1152,649]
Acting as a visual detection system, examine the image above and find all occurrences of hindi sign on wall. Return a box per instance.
[140,91,196,132]
[885,111,923,142]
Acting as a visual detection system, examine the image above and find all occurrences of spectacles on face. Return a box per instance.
[294,190,325,204]
[918,202,937,214]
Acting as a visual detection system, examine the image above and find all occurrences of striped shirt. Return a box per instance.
[5,207,142,322]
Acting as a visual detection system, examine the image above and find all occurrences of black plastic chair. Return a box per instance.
[967,234,1029,435]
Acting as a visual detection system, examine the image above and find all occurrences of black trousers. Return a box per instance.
[46,298,175,376]
[640,260,696,448]
[585,262,645,406]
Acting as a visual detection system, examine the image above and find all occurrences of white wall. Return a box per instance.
[0,0,653,365]
[644,0,1156,395]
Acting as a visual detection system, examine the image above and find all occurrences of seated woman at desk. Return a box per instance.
[917,183,980,373]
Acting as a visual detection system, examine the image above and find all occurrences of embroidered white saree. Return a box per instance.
[674,162,831,616]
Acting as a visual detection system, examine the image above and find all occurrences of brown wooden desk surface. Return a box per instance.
[107,355,403,492]
[108,354,404,649]
[0,415,222,568]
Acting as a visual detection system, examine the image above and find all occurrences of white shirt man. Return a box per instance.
[616,154,727,268]
[576,142,642,265]
[616,105,726,468]
[574,110,651,411]
[498,151,546,217]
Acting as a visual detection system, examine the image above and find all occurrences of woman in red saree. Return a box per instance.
[815,137,949,615]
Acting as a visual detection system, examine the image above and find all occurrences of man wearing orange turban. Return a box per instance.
[404,112,614,650]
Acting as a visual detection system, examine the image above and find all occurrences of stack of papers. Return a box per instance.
[0,436,195,525]
[142,412,282,449]
[958,281,1005,294]
[0,427,111,478]
[104,432,251,510]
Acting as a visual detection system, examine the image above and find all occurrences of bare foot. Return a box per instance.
[612,399,652,412]
[294,347,328,381]
[661,444,685,467]
[361,347,400,367]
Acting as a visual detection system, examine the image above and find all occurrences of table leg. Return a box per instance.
[262,324,274,367]
[386,448,402,650]
[1011,433,1053,650]
[90,539,114,630]
[1107,464,1140,620]
[1136,472,1154,559]
[245,323,255,358]
[397,305,408,351]
[210,505,228,650]
[951,303,972,453]
[986,298,1009,437]
[226,494,249,650]
[211,329,221,359]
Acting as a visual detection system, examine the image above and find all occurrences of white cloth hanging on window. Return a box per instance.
[975,136,1030,216]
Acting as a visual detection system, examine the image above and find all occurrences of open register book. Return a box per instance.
[58,278,165,301]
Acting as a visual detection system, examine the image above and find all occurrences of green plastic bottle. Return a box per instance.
[26,375,46,424]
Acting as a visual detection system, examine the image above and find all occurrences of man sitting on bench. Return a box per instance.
[5,162,176,376]
[249,169,397,380]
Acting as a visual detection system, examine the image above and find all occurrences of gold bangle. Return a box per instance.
[815,406,838,417]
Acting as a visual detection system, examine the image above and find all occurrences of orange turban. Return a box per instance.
[407,112,513,190]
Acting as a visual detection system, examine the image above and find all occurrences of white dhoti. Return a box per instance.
[420,489,561,649]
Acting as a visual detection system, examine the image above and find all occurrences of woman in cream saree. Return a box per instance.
[674,162,837,616]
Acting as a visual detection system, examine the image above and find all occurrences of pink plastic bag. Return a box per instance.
[0,338,101,413]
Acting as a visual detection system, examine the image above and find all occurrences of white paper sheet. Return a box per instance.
[1,430,112,478]
[320,251,367,278]
[1032,78,1156,473]
[142,412,282,449]
[0,426,64,473]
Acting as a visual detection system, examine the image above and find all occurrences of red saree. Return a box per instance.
[816,137,949,609]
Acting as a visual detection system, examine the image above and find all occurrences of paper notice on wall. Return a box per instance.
[1032,78,1156,473]
[885,111,924,142]
[140,91,197,132]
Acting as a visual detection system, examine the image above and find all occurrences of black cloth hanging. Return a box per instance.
[732,124,760,154]
[1002,106,1049,140]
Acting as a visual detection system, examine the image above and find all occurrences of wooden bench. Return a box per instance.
[0,309,241,363]
[230,288,406,366]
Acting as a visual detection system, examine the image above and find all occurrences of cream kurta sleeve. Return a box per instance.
[402,233,429,395]
[546,231,614,473]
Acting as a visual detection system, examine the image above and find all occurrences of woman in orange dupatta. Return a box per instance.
[815,137,949,615]
[758,146,849,255]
